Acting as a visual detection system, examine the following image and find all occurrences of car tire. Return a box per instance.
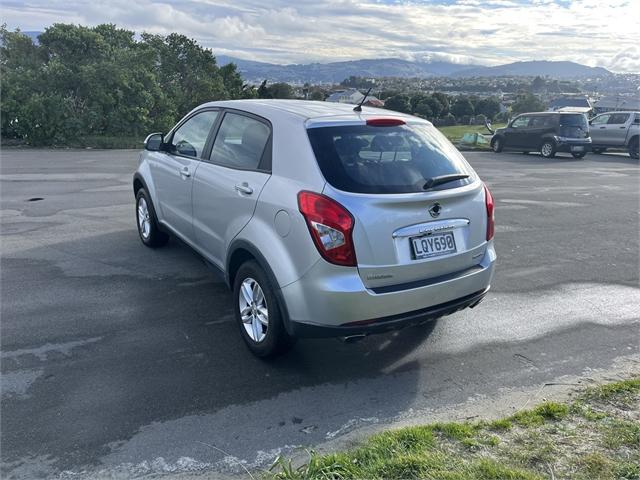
[136,188,169,248]
[233,260,296,358]
[491,136,504,153]
[571,152,586,159]
[629,138,639,160]
[540,140,556,158]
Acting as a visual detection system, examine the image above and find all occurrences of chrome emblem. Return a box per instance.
[428,202,442,218]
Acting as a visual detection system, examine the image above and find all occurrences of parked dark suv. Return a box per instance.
[491,112,591,158]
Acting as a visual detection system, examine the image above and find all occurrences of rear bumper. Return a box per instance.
[288,287,489,337]
[281,243,496,337]
[555,137,592,153]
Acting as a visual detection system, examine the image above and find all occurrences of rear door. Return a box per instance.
[150,109,220,239]
[307,121,488,290]
[607,113,631,145]
[504,115,531,148]
[526,115,556,149]
[191,110,272,269]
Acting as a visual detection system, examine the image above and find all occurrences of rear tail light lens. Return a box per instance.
[484,184,495,241]
[297,191,357,267]
[366,118,406,127]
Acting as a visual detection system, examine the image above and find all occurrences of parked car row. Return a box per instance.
[490,111,639,159]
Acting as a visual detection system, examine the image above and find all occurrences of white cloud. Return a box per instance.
[1,0,638,73]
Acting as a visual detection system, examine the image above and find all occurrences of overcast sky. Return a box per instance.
[2,0,639,72]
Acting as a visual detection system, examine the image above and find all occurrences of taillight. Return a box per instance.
[297,191,357,267]
[484,184,495,241]
[366,118,405,127]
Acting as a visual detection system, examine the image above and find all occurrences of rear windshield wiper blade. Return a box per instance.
[423,174,469,190]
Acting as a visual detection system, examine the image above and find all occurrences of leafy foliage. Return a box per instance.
[0,24,249,145]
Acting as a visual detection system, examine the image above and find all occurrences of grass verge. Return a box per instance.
[1,136,143,149]
[268,378,640,480]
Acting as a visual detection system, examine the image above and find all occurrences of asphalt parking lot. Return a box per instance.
[1,148,639,479]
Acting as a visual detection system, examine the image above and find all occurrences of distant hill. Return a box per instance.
[452,61,611,78]
[216,56,481,83]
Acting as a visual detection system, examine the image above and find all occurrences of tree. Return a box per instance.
[257,80,271,99]
[384,94,411,114]
[531,76,546,92]
[512,93,546,114]
[475,97,501,120]
[432,92,450,116]
[413,100,433,119]
[268,82,293,99]
[450,97,474,119]
[0,24,247,145]
[309,90,325,101]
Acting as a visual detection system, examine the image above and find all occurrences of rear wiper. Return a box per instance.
[423,174,469,190]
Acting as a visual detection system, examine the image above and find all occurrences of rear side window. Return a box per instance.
[210,112,271,170]
[608,113,630,125]
[530,115,555,127]
[560,114,588,128]
[306,124,473,194]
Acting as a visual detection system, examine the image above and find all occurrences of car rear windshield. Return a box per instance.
[559,114,588,128]
[306,123,473,194]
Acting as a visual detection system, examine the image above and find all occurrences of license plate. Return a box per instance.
[411,232,457,259]
[571,146,585,152]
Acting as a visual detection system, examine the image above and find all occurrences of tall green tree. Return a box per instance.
[1,24,248,145]
[512,93,546,114]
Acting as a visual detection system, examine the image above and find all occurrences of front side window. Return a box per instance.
[170,110,219,158]
[590,114,610,126]
[511,116,530,129]
[307,123,473,194]
[210,113,271,170]
[608,113,630,125]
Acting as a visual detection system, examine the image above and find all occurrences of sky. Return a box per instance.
[2,0,639,73]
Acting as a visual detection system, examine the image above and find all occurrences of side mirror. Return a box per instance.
[144,133,164,151]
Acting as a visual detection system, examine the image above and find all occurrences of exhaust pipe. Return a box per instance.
[469,297,484,309]
[340,334,367,344]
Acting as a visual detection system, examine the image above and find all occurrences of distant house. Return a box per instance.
[363,97,385,107]
[548,96,593,114]
[593,96,640,114]
[325,89,384,107]
[326,89,365,104]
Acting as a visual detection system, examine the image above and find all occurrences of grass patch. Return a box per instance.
[437,123,505,143]
[268,377,640,480]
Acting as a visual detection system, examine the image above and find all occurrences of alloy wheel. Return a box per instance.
[238,277,269,342]
[137,197,151,239]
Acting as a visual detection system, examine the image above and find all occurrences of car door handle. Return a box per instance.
[619,126,626,129]
[235,183,253,195]
[599,126,606,129]
[179,166,191,178]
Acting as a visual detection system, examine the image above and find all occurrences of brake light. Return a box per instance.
[366,118,405,127]
[297,191,357,267]
[484,184,495,241]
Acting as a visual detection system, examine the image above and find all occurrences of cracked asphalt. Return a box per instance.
[1,148,638,479]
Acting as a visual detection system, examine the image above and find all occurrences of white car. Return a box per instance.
[134,100,496,357]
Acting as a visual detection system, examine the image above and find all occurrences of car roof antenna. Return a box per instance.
[353,87,372,112]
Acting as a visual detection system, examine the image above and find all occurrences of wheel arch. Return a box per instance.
[226,239,293,333]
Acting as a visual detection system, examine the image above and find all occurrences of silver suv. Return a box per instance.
[134,100,496,357]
